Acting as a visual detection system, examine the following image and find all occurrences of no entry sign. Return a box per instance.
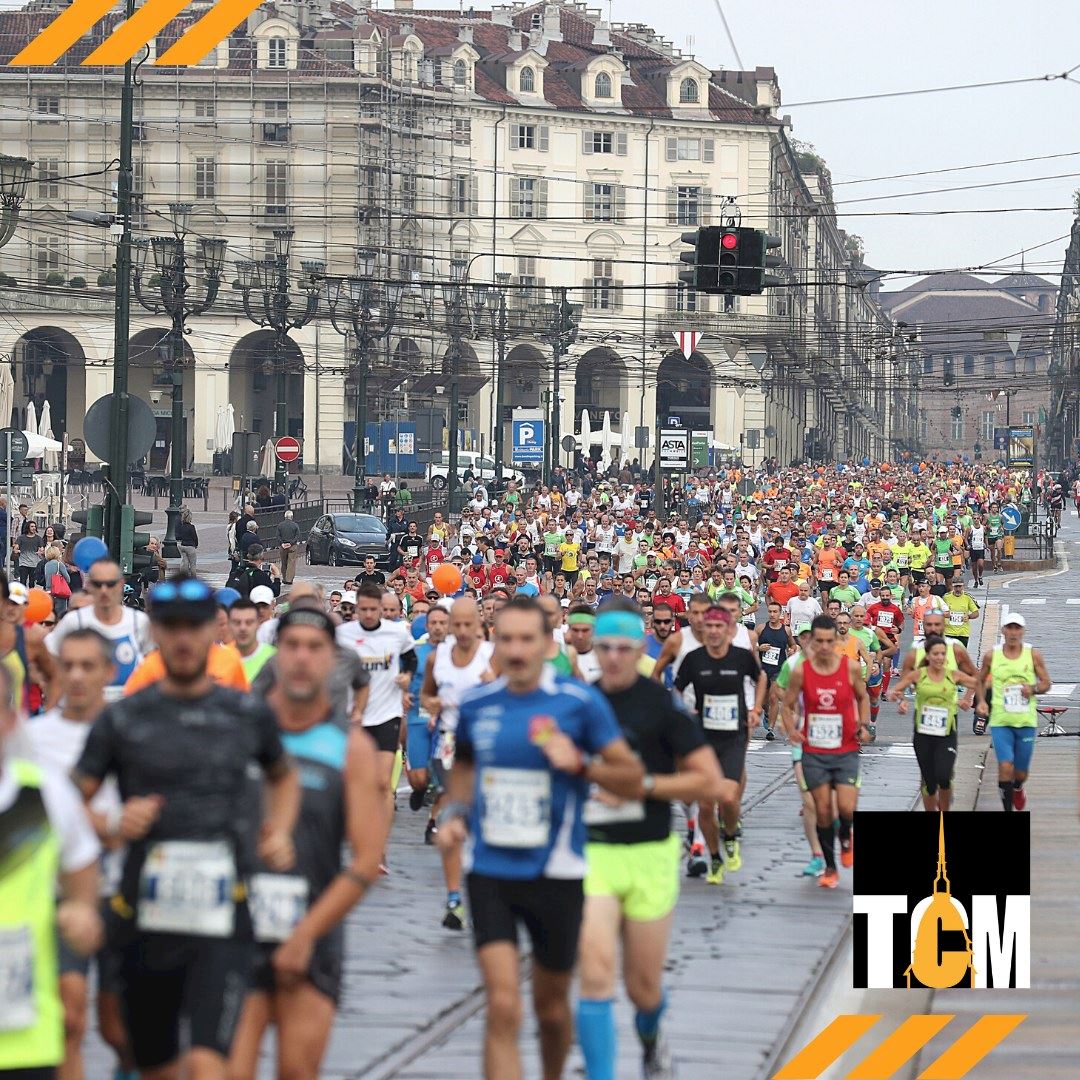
[275,436,301,463]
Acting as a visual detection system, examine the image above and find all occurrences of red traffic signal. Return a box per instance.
[721,231,738,250]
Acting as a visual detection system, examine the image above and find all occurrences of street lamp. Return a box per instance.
[470,272,510,486]
[536,286,583,485]
[435,257,470,510]
[0,154,33,249]
[132,203,226,556]
[324,250,405,512]
[235,227,322,484]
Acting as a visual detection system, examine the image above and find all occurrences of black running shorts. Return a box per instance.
[706,730,749,783]
[365,716,403,754]
[250,925,345,1005]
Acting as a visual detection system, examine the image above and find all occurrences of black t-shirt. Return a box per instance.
[588,676,704,844]
[399,535,423,561]
[356,570,385,589]
[75,684,287,911]
[674,644,761,736]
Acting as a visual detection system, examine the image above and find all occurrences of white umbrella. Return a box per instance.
[224,403,236,451]
[37,400,58,471]
[578,408,592,460]
[600,410,613,466]
[25,400,36,436]
[0,363,13,431]
[213,406,225,453]
[620,411,632,458]
[20,430,62,458]
[258,438,275,478]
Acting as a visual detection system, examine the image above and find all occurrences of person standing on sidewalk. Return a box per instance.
[277,511,301,585]
[175,508,199,577]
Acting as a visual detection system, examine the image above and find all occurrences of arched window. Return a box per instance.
[267,37,287,68]
[679,77,699,103]
[453,59,468,88]
[519,66,535,92]
[594,71,612,98]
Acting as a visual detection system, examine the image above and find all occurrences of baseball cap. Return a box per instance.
[1001,613,1026,628]
[7,582,28,606]
[249,585,276,606]
[795,622,812,636]
[340,590,357,605]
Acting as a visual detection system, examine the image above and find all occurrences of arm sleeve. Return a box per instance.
[399,647,418,676]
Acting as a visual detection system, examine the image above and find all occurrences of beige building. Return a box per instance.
[0,0,900,473]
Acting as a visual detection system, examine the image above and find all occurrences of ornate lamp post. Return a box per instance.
[436,258,469,510]
[470,272,511,488]
[0,155,33,249]
[538,287,583,485]
[132,203,226,555]
[324,249,405,512]
[236,227,323,485]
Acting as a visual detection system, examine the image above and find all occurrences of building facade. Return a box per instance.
[0,0,899,473]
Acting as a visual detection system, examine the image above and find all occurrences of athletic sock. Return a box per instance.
[817,824,836,870]
[838,815,853,843]
[1012,780,1024,791]
[577,998,616,1080]
[870,703,880,723]
[999,781,1014,811]
[447,890,461,907]
[635,989,668,1048]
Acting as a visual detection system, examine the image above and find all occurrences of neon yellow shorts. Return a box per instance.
[584,833,681,922]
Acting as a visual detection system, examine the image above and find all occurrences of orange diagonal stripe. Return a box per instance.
[917,1014,1027,1079]
[846,1015,955,1080]
[773,1015,881,1080]
[156,0,265,66]
[82,0,191,65]
[8,0,117,66]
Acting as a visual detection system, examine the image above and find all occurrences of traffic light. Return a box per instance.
[71,506,104,538]
[738,228,784,293]
[678,227,782,295]
[120,505,154,575]
[679,226,722,292]
[943,359,955,387]
[951,406,962,420]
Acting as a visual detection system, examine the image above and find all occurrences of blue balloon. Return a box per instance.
[73,536,109,573]
[411,613,428,640]
[216,587,241,609]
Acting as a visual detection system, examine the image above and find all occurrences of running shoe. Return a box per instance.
[818,868,840,889]
[642,1032,676,1079]
[424,819,438,846]
[686,850,708,879]
[765,726,776,741]
[803,855,826,877]
[409,787,426,812]
[723,837,742,872]
[684,819,696,853]
[867,723,877,742]
[1013,787,1028,811]
[442,900,466,931]
[840,837,854,869]
[706,856,724,885]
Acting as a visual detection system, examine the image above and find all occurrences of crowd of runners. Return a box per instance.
[0,457,1055,1079]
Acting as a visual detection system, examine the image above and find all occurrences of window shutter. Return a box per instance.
[614,184,626,223]
[665,136,678,161]
[509,178,521,219]
[612,279,623,310]
[446,178,456,215]
[584,186,595,222]
[666,186,678,225]
[469,174,479,215]
[703,138,715,163]
[700,186,713,224]
[616,132,628,156]
[696,292,708,313]
[667,284,678,311]
[582,131,593,155]
[538,125,549,152]
[536,178,548,219]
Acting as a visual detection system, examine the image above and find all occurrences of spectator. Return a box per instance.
[41,544,71,616]
[226,544,281,600]
[176,507,199,575]
[13,520,42,587]
[239,519,261,557]
[255,484,273,508]
[276,509,301,585]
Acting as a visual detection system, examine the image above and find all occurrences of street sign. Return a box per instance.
[83,394,157,464]
[561,434,577,454]
[511,418,545,464]
[0,428,29,466]
[1002,505,1022,532]
[745,428,760,450]
[275,436,301,463]
[672,330,703,360]
[634,426,650,449]
[691,430,710,468]
[658,429,690,470]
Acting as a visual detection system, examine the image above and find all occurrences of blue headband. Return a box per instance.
[594,610,645,642]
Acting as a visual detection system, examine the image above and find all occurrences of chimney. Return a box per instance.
[542,4,562,42]
[508,29,523,50]
[458,26,473,43]
[491,5,513,26]
[393,0,413,9]
[593,20,610,47]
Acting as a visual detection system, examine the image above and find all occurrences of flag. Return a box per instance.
[673,330,702,360]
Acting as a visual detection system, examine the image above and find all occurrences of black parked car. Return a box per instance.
[306,513,391,568]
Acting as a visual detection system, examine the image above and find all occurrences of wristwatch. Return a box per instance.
[642,774,656,796]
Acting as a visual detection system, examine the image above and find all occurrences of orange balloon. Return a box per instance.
[431,563,463,596]
[26,588,53,624]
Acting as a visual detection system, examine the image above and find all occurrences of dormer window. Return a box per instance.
[679,78,699,104]
[520,66,535,92]
[267,37,287,69]
[454,59,468,87]
[594,72,612,99]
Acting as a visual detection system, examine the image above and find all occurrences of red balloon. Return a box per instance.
[431,564,463,596]
[26,589,53,624]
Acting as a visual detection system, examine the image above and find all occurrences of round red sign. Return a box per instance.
[275,436,301,462]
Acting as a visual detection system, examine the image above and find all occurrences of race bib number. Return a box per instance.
[248,874,308,944]
[820,569,835,581]
[917,705,949,736]
[807,712,843,750]
[1003,684,1028,714]
[481,768,552,848]
[773,559,786,570]
[0,926,35,1032]
[876,611,895,628]
[895,555,909,567]
[702,693,740,732]
[762,646,781,667]
[949,611,966,626]
[137,840,236,938]
[582,784,646,826]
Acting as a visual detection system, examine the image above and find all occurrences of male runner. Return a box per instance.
[780,615,871,888]
[673,607,766,884]
[566,604,601,682]
[975,613,1051,811]
[229,607,385,1080]
[406,604,448,834]
[420,597,495,930]
[757,601,792,737]
[941,576,979,653]
[576,598,726,1080]
[436,596,643,1080]
[73,577,301,1080]
[227,598,277,682]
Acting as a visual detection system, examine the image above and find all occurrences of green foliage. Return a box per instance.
[69,276,87,288]
[45,272,65,286]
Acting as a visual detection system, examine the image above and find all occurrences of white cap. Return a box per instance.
[7,582,28,606]
[341,590,358,605]
[1001,613,1026,628]
[249,585,276,606]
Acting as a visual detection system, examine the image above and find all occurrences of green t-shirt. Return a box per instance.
[829,585,861,610]
[774,651,804,691]
[543,530,563,558]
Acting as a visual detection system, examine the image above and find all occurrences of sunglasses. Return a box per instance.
[88,578,122,589]
[652,617,673,625]
[151,579,214,604]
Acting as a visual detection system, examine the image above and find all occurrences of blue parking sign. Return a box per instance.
[512,419,545,464]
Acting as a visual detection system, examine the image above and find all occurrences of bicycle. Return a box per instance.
[288,475,309,502]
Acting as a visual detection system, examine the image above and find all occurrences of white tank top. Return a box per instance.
[674,628,702,710]
[576,648,602,683]
[970,525,985,549]
[731,624,757,707]
[433,639,494,733]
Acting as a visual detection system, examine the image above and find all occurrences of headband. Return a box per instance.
[702,607,733,625]
[594,610,644,642]
[275,607,336,642]
[567,612,597,627]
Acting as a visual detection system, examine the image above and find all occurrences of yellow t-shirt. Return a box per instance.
[559,541,581,573]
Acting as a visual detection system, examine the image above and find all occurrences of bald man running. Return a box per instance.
[421,598,496,929]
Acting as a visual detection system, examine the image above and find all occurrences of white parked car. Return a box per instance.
[426,452,526,490]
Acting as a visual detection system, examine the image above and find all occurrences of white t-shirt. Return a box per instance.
[336,618,416,727]
[576,648,602,684]
[786,596,823,629]
[47,606,154,702]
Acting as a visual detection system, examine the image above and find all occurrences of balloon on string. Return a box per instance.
[25,589,53,624]
[431,564,463,596]
[73,536,109,573]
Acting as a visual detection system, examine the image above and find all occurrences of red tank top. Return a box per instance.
[801,657,859,754]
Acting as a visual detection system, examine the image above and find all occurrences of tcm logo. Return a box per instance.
[853,812,1030,989]
[9,0,265,67]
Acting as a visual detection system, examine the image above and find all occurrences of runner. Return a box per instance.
[892,608,980,708]
[566,604,601,683]
[909,578,947,650]
[435,596,643,1080]
[968,518,987,587]
[405,603,448,837]
[756,601,792,740]
[848,604,884,732]
[891,634,977,811]
[420,597,495,930]
[986,503,1004,573]
[72,577,301,1079]
[975,613,1051,811]
[779,615,871,889]
[1,571,59,713]
[227,598,278,682]
[229,607,386,1080]
[673,607,766,885]
[941,576,980,654]
[577,598,726,1080]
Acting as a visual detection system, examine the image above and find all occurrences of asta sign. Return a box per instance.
[658,429,690,470]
